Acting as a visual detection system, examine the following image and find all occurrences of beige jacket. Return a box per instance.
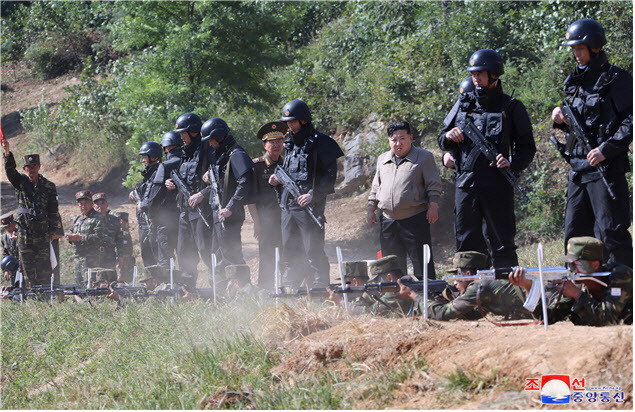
[368,146,442,220]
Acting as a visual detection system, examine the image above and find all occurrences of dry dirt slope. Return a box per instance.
[269,317,632,410]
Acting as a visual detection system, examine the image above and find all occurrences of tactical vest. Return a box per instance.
[454,94,515,174]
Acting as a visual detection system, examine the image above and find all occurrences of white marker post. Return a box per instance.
[211,254,217,304]
[336,246,349,317]
[537,243,549,330]
[87,268,92,289]
[18,270,23,305]
[422,244,431,320]
[274,247,280,308]
[170,257,175,303]
[50,273,54,305]
[132,266,137,287]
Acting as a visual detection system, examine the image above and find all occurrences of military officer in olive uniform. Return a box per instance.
[201,117,255,284]
[130,141,162,267]
[3,140,64,286]
[550,19,632,267]
[248,121,287,289]
[1,213,20,285]
[269,100,344,289]
[397,251,535,321]
[92,192,125,273]
[164,113,215,288]
[439,49,535,268]
[140,131,183,269]
[112,211,135,282]
[66,191,108,285]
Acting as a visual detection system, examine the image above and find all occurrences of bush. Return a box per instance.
[23,36,86,79]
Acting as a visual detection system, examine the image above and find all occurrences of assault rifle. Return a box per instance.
[443,266,610,311]
[133,186,152,243]
[559,99,616,200]
[333,276,452,296]
[269,283,343,299]
[274,165,325,230]
[170,170,213,230]
[207,165,225,230]
[2,283,148,301]
[459,118,530,202]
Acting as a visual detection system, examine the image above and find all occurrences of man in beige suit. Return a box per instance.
[367,121,442,280]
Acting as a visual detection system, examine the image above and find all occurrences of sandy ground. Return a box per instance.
[269,317,632,410]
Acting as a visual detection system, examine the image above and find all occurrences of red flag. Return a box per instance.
[377,250,382,259]
[0,123,5,145]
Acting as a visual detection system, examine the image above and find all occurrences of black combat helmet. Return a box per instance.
[1,255,19,273]
[161,131,183,148]
[459,77,475,94]
[563,19,606,49]
[175,113,202,134]
[201,117,230,142]
[138,141,163,159]
[280,99,312,123]
[466,49,504,77]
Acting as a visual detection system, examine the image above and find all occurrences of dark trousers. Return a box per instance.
[210,215,246,287]
[256,211,283,289]
[281,205,329,288]
[564,174,632,267]
[154,213,179,268]
[380,210,436,280]
[177,213,213,288]
[455,184,518,268]
[138,223,157,268]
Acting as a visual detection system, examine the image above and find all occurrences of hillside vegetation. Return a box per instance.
[1,0,632,244]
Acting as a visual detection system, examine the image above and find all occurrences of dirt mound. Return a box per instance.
[273,318,633,409]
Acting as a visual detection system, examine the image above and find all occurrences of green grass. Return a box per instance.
[0,294,441,409]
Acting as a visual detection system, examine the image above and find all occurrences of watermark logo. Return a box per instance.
[540,375,571,404]
[525,375,624,404]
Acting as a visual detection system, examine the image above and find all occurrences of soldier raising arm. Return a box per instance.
[3,139,64,286]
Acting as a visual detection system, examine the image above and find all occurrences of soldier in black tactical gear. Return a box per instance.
[201,117,255,284]
[139,131,183,269]
[165,113,215,288]
[551,19,632,267]
[129,141,162,267]
[269,99,344,288]
[439,49,535,268]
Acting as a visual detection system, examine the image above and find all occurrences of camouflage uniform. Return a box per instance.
[69,193,108,285]
[535,237,633,326]
[92,193,125,271]
[112,211,135,281]
[417,251,533,321]
[1,213,20,286]
[364,256,413,316]
[418,279,532,321]
[226,264,268,300]
[3,152,64,285]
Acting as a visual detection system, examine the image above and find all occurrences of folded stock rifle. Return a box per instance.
[459,118,530,202]
[552,99,616,199]
[207,165,226,230]
[170,169,213,230]
[334,276,452,295]
[274,165,325,230]
[443,266,610,311]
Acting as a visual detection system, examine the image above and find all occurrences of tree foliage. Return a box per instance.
[5,0,632,240]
